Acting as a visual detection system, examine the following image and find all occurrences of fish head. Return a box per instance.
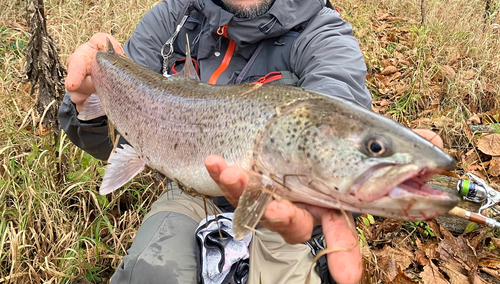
[256,98,458,220]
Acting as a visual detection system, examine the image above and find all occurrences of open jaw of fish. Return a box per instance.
[79,40,459,240]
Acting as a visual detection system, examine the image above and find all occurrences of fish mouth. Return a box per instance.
[351,165,458,220]
[386,168,452,200]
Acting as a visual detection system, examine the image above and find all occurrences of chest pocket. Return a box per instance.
[231,31,301,86]
[166,10,302,87]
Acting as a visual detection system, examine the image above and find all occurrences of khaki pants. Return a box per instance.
[111,185,320,284]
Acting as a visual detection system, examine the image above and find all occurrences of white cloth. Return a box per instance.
[195,213,252,284]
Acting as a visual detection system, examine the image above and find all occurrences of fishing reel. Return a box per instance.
[455,173,500,229]
[457,173,500,214]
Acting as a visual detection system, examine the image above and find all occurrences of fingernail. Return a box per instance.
[206,162,220,176]
[225,179,241,189]
[268,218,287,223]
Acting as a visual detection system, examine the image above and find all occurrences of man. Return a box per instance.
[59,0,443,283]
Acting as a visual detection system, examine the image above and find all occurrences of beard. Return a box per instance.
[221,0,275,19]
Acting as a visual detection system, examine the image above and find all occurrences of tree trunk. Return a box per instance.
[22,0,67,136]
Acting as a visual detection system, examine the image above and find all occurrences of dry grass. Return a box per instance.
[336,0,500,170]
[1,0,160,283]
[0,0,499,283]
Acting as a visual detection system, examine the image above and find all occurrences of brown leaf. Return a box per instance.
[426,219,443,239]
[393,267,416,284]
[487,156,500,176]
[480,267,500,280]
[373,245,414,282]
[464,149,480,172]
[478,258,500,269]
[380,65,399,75]
[491,237,500,249]
[438,227,478,271]
[442,258,469,280]
[377,12,394,21]
[477,134,500,156]
[415,250,430,266]
[416,239,440,259]
[469,228,491,250]
[380,58,396,68]
[420,261,449,284]
[379,99,392,107]
[468,114,481,124]
[447,52,461,65]
[462,69,477,80]
[440,265,470,284]
[440,65,456,80]
[469,269,490,284]
[373,218,402,239]
[464,125,474,141]
[470,170,488,181]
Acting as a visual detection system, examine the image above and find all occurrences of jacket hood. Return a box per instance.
[195,0,325,47]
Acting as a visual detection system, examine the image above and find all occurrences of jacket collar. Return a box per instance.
[195,0,325,47]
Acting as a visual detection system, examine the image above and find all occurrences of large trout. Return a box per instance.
[79,41,458,239]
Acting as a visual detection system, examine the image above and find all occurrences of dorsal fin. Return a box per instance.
[106,38,115,53]
[176,34,200,80]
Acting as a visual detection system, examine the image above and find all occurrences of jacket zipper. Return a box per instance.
[208,24,235,85]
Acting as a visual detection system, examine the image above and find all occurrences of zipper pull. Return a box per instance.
[214,35,222,57]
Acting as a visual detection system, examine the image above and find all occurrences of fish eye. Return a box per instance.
[365,136,389,156]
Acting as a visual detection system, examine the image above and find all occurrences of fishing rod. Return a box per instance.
[449,173,500,229]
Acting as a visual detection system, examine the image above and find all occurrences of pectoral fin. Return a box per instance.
[232,185,274,240]
[100,144,146,195]
[78,94,106,121]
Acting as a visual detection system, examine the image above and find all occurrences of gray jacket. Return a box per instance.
[59,0,372,161]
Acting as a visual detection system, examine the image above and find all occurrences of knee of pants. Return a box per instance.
[111,212,199,284]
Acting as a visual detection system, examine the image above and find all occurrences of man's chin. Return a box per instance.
[220,0,275,19]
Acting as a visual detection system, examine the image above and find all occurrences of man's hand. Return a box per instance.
[205,129,444,284]
[65,33,123,112]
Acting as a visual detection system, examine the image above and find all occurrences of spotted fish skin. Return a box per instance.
[92,50,325,195]
[88,47,458,239]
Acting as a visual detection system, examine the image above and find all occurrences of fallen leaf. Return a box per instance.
[477,134,500,156]
[380,65,398,75]
[469,228,491,250]
[379,99,392,107]
[470,170,488,181]
[380,58,396,68]
[415,250,430,266]
[491,238,500,249]
[478,258,500,269]
[480,267,500,280]
[416,239,439,259]
[420,261,449,284]
[464,149,481,172]
[468,114,481,124]
[462,69,477,80]
[464,125,474,141]
[487,156,500,176]
[440,65,456,80]
[438,226,478,271]
[373,218,402,239]
[426,219,443,239]
[447,52,461,65]
[440,265,469,284]
[393,267,415,284]
[373,245,414,282]
[469,269,490,284]
[442,259,469,280]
